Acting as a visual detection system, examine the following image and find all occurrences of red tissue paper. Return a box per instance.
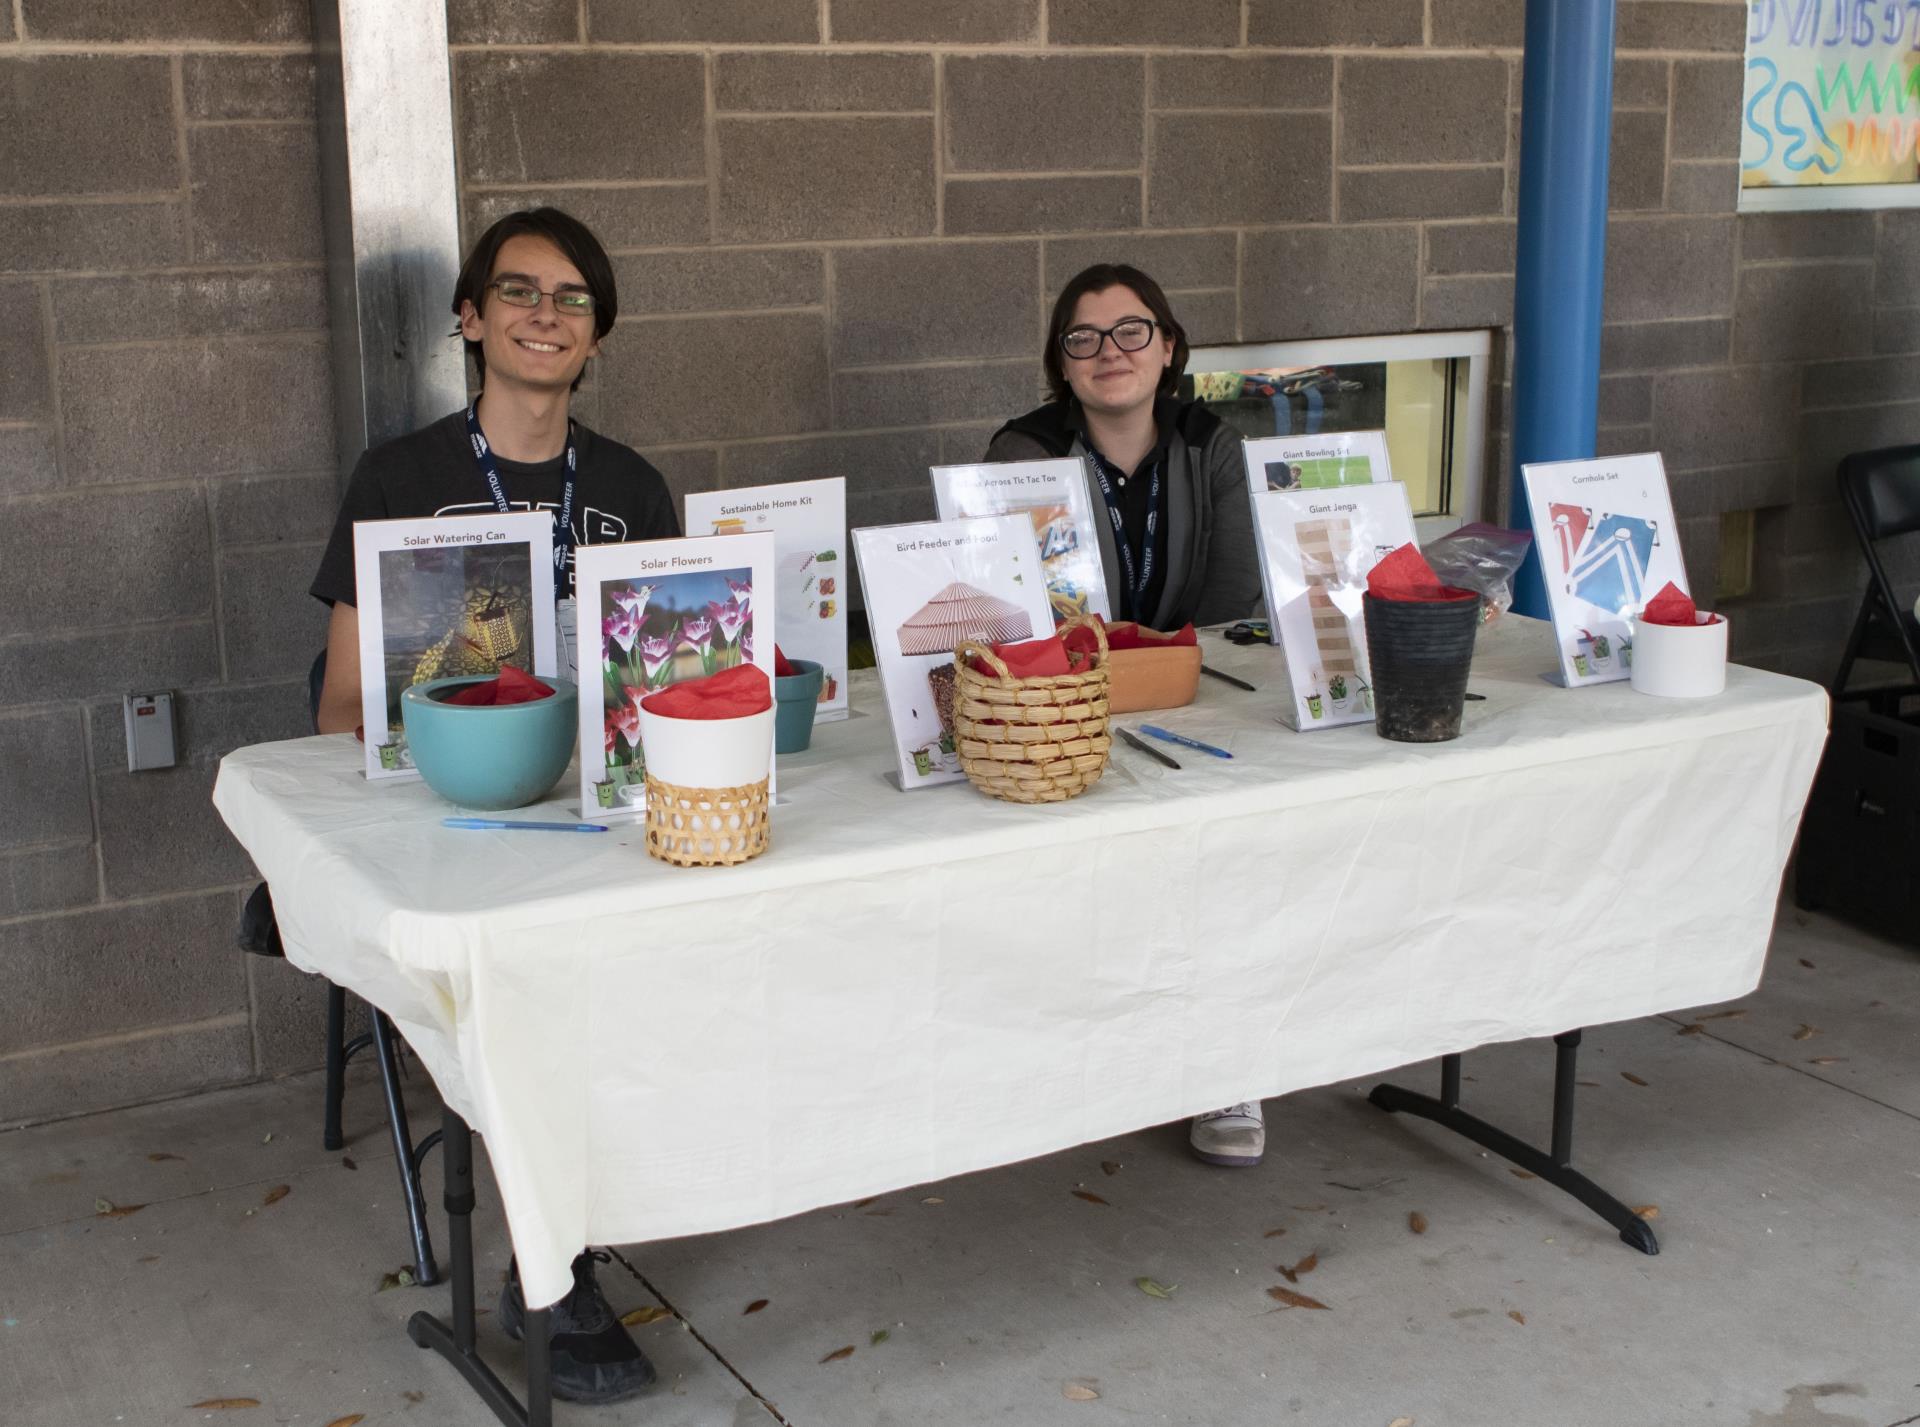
[970,633,1074,678]
[1366,544,1478,603]
[774,644,797,677]
[639,664,773,719]
[1640,581,1719,627]
[444,666,554,706]
[1100,620,1197,651]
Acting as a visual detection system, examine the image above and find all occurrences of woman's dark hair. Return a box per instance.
[1042,263,1189,405]
[450,207,617,392]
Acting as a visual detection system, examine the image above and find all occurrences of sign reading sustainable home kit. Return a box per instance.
[575,532,777,819]
[1241,430,1393,496]
[1248,482,1416,731]
[1521,452,1687,689]
[351,511,558,782]
[685,477,849,722]
[929,458,1111,623]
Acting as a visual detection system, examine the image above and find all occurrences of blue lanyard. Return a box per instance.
[1086,446,1161,620]
[464,403,577,579]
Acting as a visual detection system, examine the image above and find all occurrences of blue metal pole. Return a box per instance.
[1507,0,1618,619]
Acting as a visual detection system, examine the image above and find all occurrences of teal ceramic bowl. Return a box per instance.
[399,676,578,811]
[773,660,825,754]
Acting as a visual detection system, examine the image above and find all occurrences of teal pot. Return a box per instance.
[773,660,825,754]
[399,676,578,811]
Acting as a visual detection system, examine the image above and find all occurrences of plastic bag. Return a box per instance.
[1420,523,1534,625]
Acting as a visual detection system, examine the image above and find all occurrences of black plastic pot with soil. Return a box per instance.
[1362,591,1482,743]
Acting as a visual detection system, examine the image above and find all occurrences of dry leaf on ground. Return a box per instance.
[1621,1072,1649,1087]
[1278,1253,1318,1283]
[1100,1161,1122,1176]
[341,1157,356,1171]
[1698,1009,1748,1022]
[1266,1285,1330,1310]
[1792,1024,1819,1041]
[262,1185,291,1207]
[377,1267,416,1292]
[1064,1383,1101,1401]
[1632,1205,1660,1220]
[324,1416,366,1427]
[1808,1056,1846,1066]
[1070,1190,1110,1206]
[1508,1310,1526,1325]
[870,1329,890,1345]
[1510,1169,1537,1180]
[1677,1023,1704,1036]
[188,1400,260,1411]
[95,1200,145,1219]
[1135,1277,1177,1299]
[819,1346,855,1364]
[1576,1079,1601,1088]
[743,1299,769,1315]
[147,1152,183,1163]
[1292,1203,1328,1212]
[1798,958,1816,969]
[922,1197,944,1205]
[853,1198,875,1209]
[138,1255,160,1265]
[1263,1227,1288,1238]
[1408,1212,1428,1235]
[1389,1417,1415,1427]
[620,1306,671,1327]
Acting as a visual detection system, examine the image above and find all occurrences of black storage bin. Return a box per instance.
[1795,703,1920,947]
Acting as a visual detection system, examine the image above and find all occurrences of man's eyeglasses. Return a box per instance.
[1060,318,1158,361]
[488,279,596,316]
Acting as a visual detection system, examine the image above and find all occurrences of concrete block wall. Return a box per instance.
[4,0,1916,1124]
[0,1,342,1126]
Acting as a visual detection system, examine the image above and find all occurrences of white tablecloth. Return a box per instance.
[212,618,1827,1308]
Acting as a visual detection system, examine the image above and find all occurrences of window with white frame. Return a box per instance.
[1182,329,1493,540]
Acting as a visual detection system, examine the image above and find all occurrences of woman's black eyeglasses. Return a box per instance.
[1059,318,1158,360]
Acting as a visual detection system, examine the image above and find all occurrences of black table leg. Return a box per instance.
[371,1013,441,1286]
[1368,1029,1660,1255]
[406,1107,555,1427]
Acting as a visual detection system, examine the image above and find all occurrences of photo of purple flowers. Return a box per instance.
[599,568,754,794]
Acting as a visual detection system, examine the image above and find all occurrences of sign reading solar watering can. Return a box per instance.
[1520,454,1689,689]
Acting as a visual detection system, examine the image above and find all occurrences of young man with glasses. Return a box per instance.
[986,262,1268,1168]
[308,207,675,1406]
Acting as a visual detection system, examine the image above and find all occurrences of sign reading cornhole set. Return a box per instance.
[1520,453,1688,689]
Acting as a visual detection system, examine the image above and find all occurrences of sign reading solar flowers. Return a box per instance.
[574,533,777,818]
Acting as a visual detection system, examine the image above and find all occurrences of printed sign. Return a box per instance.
[685,477,848,722]
[1241,431,1393,496]
[351,512,557,781]
[930,458,1111,623]
[1521,453,1688,688]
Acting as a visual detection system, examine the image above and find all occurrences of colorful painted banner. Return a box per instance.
[1743,0,1920,192]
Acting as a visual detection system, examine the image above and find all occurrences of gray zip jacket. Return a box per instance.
[984,398,1264,630]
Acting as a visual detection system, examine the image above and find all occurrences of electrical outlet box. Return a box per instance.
[124,692,178,771]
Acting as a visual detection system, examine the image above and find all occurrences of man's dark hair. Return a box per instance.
[1042,263,1189,405]
[450,207,617,392]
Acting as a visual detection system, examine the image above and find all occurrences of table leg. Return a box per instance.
[405,1107,556,1426]
[1367,1029,1660,1256]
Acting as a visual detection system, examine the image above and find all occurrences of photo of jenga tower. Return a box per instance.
[1297,517,1360,683]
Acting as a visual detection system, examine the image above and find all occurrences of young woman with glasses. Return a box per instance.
[986,263,1268,1168]
[986,263,1262,635]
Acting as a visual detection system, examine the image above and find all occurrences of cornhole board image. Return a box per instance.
[1521,452,1686,688]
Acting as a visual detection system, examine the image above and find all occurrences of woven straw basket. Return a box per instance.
[643,775,770,867]
[952,614,1111,803]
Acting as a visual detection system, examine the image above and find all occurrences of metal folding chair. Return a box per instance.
[1832,443,1920,710]
[234,651,442,1285]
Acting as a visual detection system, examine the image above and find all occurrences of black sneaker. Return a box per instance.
[499,1250,659,1405]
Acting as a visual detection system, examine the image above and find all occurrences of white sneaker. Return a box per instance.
[1189,1101,1265,1167]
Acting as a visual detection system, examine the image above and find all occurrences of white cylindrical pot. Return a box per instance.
[1629,614,1728,699]
[637,704,774,787]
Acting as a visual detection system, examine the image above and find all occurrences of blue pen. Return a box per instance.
[442,817,609,833]
[1138,725,1234,760]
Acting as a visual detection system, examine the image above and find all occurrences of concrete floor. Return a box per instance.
[3,907,1917,1427]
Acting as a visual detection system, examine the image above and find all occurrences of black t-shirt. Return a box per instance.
[310,410,681,607]
[1086,419,1174,624]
